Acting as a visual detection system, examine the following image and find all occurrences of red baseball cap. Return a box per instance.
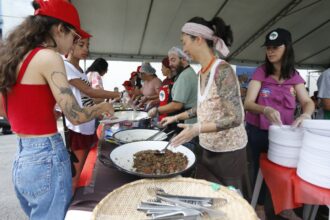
[122,81,132,87]
[34,0,92,39]
[130,71,137,79]
[136,65,142,73]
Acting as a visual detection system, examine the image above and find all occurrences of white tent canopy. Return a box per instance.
[72,0,330,69]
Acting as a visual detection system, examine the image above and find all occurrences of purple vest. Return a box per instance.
[245,65,305,130]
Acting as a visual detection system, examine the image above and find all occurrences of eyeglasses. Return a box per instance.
[69,28,81,43]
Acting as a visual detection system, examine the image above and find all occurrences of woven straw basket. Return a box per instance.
[92,177,257,220]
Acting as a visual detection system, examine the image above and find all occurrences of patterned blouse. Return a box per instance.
[197,59,247,152]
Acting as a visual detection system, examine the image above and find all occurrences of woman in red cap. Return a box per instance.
[121,80,134,104]
[64,37,120,192]
[123,80,134,94]
[0,1,113,219]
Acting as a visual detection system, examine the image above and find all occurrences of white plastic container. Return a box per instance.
[302,119,330,137]
[297,130,330,189]
[267,125,303,168]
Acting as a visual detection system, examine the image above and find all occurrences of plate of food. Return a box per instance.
[110,141,196,178]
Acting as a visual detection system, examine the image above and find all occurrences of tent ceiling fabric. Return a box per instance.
[72,0,330,69]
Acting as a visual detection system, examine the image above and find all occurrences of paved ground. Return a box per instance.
[0,120,64,220]
[0,133,27,220]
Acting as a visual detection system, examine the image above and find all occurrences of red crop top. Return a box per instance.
[5,47,57,135]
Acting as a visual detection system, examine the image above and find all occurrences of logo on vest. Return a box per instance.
[290,86,296,96]
[159,90,166,101]
[260,88,271,97]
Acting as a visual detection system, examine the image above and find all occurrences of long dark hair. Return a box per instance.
[86,58,108,76]
[265,43,296,79]
[187,16,233,49]
[0,1,74,93]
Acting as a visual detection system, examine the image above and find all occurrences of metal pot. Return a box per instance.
[116,111,152,128]
[112,128,167,144]
[110,141,196,178]
[101,110,152,129]
[113,110,148,121]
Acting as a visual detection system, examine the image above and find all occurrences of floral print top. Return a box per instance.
[197,59,247,152]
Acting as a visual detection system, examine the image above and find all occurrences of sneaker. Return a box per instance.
[279,209,302,220]
[255,205,267,220]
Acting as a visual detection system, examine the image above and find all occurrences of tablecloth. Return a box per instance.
[260,153,330,214]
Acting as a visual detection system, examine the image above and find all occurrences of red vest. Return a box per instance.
[158,79,173,121]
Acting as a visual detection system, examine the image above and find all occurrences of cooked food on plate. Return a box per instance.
[133,150,188,175]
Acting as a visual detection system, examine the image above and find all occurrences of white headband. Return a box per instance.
[181,22,230,57]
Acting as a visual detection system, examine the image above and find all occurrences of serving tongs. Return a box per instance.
[156,195,226,219]
[147,187,227,208]
[138,200,203,219]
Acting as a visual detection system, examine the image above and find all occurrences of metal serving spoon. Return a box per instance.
[154,134,176,155]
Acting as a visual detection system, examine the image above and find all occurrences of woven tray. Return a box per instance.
[92,178,257,220]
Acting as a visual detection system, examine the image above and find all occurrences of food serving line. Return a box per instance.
[65,109,258,220]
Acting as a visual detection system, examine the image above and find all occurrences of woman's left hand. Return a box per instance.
[292,113,311,127]
[171,123,199,147]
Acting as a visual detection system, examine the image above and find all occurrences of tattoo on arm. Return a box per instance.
[187,106,197,118]
[214,65,243,131]
[51,71,97,123]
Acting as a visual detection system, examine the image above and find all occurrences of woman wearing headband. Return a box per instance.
[161,17,248,196]
[0,1,113,219]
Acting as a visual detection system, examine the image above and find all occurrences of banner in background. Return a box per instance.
[236,66,256,88]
